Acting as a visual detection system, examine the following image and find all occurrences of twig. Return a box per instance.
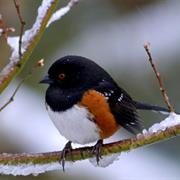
[0,123,180,175]
[0,59,44,112]
[13,0,26,60]
[0,77,26,111]
[0,0,78,94]
[0,14,15,40]
[0,0,59,94]
[144,43,174,112]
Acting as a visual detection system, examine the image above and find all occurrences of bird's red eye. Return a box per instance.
[58,73,66,80]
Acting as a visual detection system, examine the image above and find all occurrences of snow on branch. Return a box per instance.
[0,113,180,176]
[142,113,180,135]
[0,28,2,37]
[47,0,78,27]
[0,14,3,36]
[0,0,78,94]
[7,0,57,63]
[0,0,58,93]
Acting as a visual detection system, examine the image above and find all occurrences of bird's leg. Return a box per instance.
[60,141,73,171]
[92,139,103,165]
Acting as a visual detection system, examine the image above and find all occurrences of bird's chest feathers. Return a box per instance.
[47,105,100,144]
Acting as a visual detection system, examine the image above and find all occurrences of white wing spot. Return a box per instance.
[118,93,124,102]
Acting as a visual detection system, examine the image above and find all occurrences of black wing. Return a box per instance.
[95,80,143,134]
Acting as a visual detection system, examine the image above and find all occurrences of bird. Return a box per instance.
[40,55,169,170]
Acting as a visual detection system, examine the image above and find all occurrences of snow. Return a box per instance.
[0,113,180,176]
[90,112,180,169]
[7,36,20,61]
[7,0,55,62]
[47,6,70,27]
[0,161,73,176]
[47,0,78,27]
[142,112,180,135]
[0,163,66,176]
[89,153,120,168]
[7,0,78,63]
[0,14,3,36]
[0,28,3,36]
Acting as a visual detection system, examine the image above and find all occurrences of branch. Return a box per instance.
[0,59,44,112]
[0,0,58,94]
[0,113,180,176]
[0,0,78,94]
[13,0,26,59]
[0,14,15,39]
[47,0,78,27]
[144,43,174,112]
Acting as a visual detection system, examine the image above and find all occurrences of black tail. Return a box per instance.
[134,101,170,114]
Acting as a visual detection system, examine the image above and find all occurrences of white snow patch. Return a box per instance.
[7,0,55,62]
[89,153,120,168]
[0,28,3,36]
[0,13,3,36]
[47,0,78,27]
[142,112,180,135]
[7,36,21,61]
[0,161,73,176]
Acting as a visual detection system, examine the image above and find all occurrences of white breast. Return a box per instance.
[47,105,100,144]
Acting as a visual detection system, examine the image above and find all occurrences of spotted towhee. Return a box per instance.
[40,55,169,169]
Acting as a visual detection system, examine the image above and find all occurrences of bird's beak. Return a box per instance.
[39,75,53,84]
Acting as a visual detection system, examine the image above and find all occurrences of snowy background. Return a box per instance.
[0,0,180,179]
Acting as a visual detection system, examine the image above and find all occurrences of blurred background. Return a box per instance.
[0,0,180,179]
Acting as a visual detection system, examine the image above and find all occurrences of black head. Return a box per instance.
[40,55,116,111]
[40,55,113,90]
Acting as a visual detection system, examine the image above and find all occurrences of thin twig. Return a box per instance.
[0,14,15,40]
[0,59,44,112]
[0,77,27,111]
[13,0,26,60]
[144,43,174,112]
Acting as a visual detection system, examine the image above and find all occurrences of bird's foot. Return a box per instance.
[60,141,73,171]
[92,139,103,165]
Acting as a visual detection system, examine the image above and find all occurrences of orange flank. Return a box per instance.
[79,90,120,139]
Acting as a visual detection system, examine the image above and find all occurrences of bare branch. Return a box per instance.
[13,0,26,60]
[0,14,15,39]
[0,78,26,111]
[144,43,174,112]
[0,59,44,112]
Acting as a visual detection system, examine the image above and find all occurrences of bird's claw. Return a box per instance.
[60,141,73,171]
[92,139,103,165]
